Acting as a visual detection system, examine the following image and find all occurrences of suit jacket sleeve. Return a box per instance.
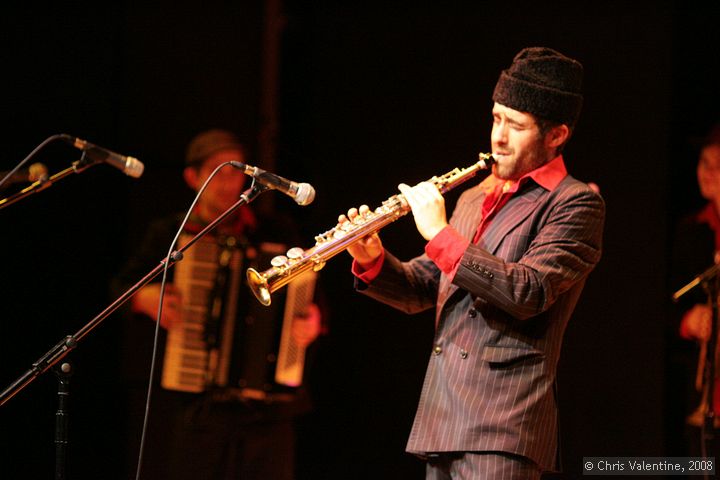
[453,181,604,320]
[355,250,441,314]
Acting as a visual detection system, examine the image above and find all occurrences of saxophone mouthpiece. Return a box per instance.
[479,153,496,169]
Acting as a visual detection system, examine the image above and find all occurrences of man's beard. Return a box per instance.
[494,141,549,180]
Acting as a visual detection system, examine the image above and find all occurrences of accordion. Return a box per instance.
[161,233,316,398]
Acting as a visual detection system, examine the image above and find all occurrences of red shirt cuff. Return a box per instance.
[351,249,386,284]
[425,225,470,276]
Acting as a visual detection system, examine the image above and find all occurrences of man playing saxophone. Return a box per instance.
[340,47,605,479]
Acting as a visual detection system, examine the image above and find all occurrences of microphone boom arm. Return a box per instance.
[0,162,85,211]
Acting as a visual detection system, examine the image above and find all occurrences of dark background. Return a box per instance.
[1,1,718,478]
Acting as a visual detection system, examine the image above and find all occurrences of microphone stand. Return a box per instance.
[0,183,269,477]
[54,362,72,480]
[0,159,94,211]
[674,263,720,459]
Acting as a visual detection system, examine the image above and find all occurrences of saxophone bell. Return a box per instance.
[247,267,272,306]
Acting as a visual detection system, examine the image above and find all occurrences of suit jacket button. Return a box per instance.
[468,308,477,318]
[460,349,468,359]
[433,345,442,355]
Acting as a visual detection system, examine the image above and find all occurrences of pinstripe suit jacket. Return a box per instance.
[358,173,605,470]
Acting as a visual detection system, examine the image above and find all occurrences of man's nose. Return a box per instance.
[492,124,508,143]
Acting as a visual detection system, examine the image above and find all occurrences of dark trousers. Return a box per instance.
[425,452,542,480]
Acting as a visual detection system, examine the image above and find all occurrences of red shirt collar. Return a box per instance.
[524,154,567,191]
[696,202,720,228]
[696,202,720,251]
[482,155,568,195]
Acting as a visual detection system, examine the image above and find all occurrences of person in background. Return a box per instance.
[113,129,323,480]
[673,124,720,454]
[678,125,720,342]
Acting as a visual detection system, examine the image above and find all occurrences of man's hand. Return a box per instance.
[131,283,182,330]
[291,303,322,348]
[338,205,384,268]
[398,181,448,241]
[681,304,713,341]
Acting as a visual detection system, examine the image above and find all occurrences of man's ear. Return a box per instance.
[546,124,570,149]
[183,166,199,190]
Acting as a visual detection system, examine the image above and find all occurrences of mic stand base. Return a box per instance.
[55,362,72,480]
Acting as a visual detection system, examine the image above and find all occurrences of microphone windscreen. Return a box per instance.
[295,183,315,206]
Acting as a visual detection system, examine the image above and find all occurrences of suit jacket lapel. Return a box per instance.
[437,187,485,313]
[437,182,546,316]
[478,183,545,255]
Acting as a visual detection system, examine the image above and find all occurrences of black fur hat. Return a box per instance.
[492,47,583,128]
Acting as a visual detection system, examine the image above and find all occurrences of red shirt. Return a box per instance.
[695,202,720,252]
[353,155,568,282]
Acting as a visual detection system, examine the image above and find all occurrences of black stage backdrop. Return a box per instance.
[0,1,718,478]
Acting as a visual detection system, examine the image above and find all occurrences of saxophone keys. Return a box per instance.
[315,229,332,243]
[286,247,304,260]
[312,256,327,272]
[270,255,289,267]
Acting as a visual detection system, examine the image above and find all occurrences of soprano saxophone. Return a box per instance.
[247,153,495,306]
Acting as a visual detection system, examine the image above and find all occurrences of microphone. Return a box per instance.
[62,135,144,178]
[0,163,49,185]
[230,162,315,206]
